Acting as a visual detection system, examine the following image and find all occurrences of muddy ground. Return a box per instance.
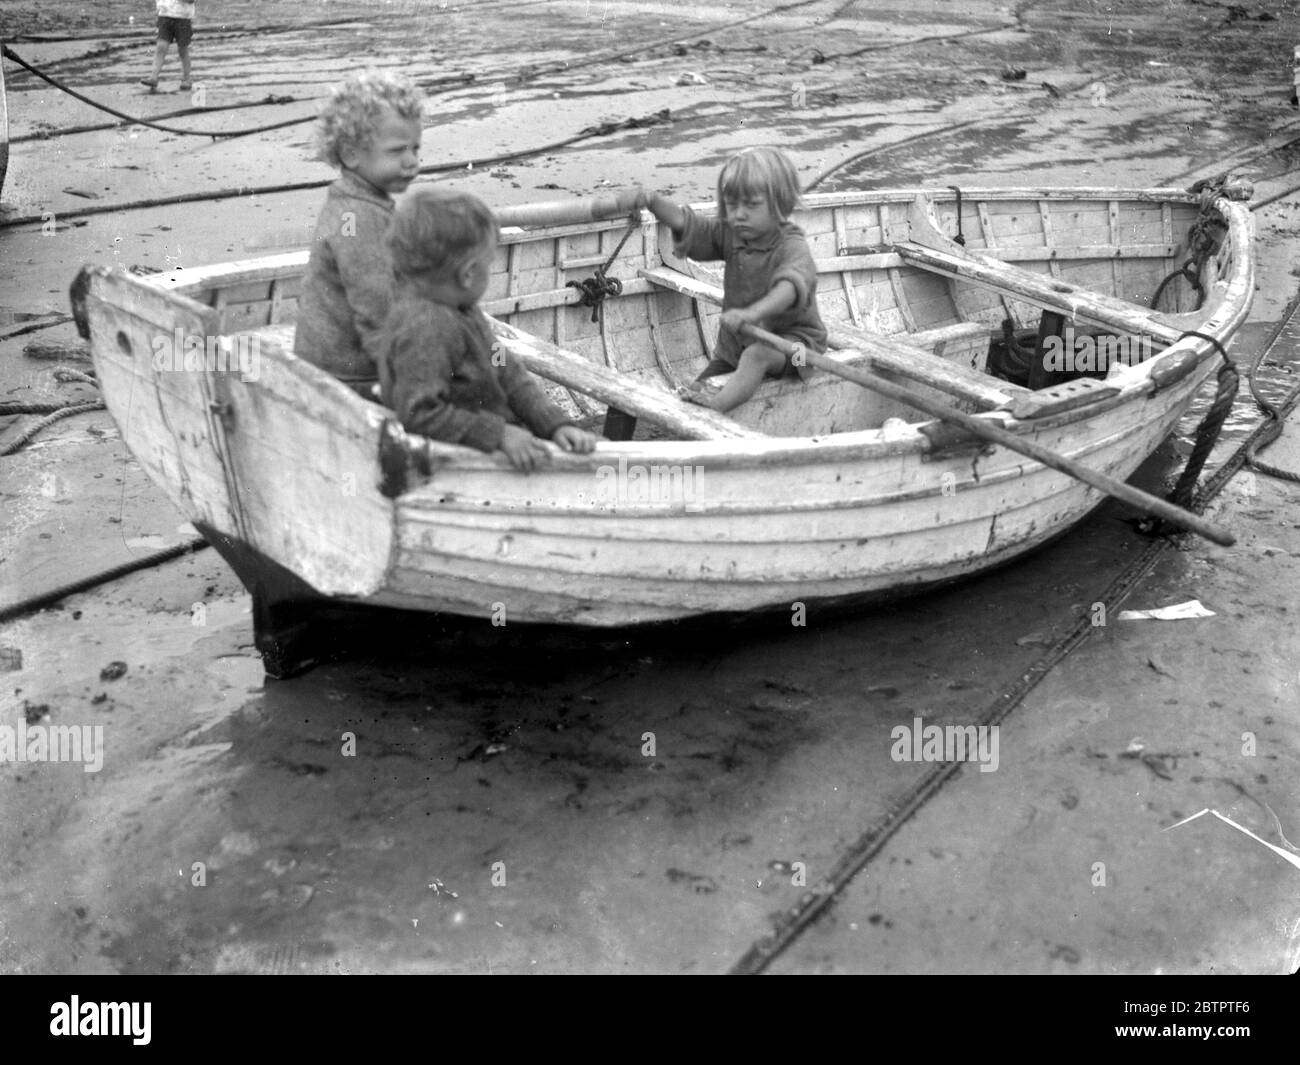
[1,0,1298,978]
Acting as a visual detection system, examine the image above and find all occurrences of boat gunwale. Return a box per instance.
[383,352,1212,481]
[145,186,1209,297]
[396,414,1187,520]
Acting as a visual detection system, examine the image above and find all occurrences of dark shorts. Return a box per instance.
[157,16,193,47]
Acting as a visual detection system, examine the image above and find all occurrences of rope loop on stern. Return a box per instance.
[1163,332,1238,522]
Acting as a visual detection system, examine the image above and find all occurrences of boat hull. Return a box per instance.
[74,186,1254,665]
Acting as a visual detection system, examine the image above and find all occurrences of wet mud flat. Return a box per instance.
[1,0,1299,976]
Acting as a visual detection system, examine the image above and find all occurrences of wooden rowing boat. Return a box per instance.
[72,183,1254,676]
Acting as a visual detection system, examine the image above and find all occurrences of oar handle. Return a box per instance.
[494,195,638,230]
[737,322,1235,547]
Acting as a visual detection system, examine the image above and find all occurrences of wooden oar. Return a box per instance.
[737,322,1235,546]
[494,195,636,230]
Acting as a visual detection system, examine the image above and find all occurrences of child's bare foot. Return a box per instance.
[680,388,717,409]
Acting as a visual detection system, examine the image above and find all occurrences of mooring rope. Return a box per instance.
[2,0,829,154]
[0,400,106,456]
[0,315,76,342]
[0,110,674,230]
[1240,289,1300,484]
[0,370,217,624]
[8,94,304,145]
[1,45,315,140]
[1164,334,1238,517]
[0,538,211,626]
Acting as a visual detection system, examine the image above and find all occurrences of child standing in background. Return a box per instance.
[295,72,424,394]
[379,188,597,471]
[622,147,827,412]
[140,0,196,92]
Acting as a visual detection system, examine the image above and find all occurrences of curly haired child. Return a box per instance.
[294,71,424,394]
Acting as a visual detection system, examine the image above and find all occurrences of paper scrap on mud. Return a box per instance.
[1165,809,1300,871]
[1117,599,1215,621]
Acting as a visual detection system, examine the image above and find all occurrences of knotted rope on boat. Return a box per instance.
[566,272,624,324]
[1151,180,1235,313]
[566,214,639,323]
[1151,219,1217,312]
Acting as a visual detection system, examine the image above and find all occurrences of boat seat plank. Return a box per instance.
[245,321,759,441]
[894,241,1184,344]
[638,266,1023,411]
[824,321,1015,409]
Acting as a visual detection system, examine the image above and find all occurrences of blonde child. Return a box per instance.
[294,72,423,394]
[378,188,598,472]
[622,147,827,412]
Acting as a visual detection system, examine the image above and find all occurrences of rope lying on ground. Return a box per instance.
[1,45,319,139]
[0,364,219,626]
[3,0,845,158]
[0,12,430,74]
[0,401,105,456]
[9,94,304,145]
[0,109,673,230]
[0,315,74,343]
[1240,288,1300,483]
[0,402,72,415]
[0,538,211,627]
[4,13,414,45]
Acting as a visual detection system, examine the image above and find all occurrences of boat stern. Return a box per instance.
[72,264,397,601]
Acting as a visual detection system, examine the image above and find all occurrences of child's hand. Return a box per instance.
[613,187,647,215]
[720,307,757,335]
[499,424,551,473]
[552,425,598,453]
